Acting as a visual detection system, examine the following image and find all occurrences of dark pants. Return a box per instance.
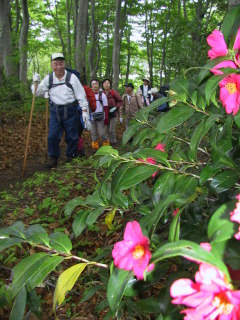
[48,102,78,159]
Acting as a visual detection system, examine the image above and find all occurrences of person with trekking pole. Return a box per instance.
[31,53,89,168]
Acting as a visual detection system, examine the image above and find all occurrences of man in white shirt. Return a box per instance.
[139,77,151,106]
[32,53,89,168]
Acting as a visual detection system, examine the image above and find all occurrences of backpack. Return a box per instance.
[83,85,96,112]
[48,67,81,92]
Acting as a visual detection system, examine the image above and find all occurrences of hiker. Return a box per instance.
[77,85,96,156]
[102,78,123,147]
[32,53,89,168]
[138,77,151,106]
[148,87,169,113]
[90,79,109,150]
[120,83,143,128]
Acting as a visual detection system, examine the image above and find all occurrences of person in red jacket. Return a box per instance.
[77,85,96,156]
[102,78,123,147]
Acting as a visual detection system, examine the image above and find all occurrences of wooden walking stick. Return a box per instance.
[45,94,49,159]
[22,82,38,177]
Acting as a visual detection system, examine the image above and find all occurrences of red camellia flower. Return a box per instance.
[112,221,154,280]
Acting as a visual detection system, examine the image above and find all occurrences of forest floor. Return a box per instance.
[0,109,133,320]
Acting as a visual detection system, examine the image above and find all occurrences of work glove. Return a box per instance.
[104,107,109,125]
[119,117,123,124]
[33,73,40,82]
[82,110,89,124]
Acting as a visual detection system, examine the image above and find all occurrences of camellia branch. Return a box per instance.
[34,244,108,269]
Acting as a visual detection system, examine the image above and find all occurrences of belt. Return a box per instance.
[50,100,78,122]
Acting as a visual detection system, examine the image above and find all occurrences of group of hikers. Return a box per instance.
[32,53,169,168]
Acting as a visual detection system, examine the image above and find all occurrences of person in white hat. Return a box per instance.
[31,53,89,168]
[138,77,152,106]
[148,87,169,113]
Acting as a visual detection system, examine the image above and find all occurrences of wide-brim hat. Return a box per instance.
[142,77,151,83]
[51,53,65,61]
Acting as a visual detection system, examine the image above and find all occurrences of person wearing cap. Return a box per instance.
[120,83,143,128]
[148,87,169,113]
[139,77,152,106]
[32,53,89,168]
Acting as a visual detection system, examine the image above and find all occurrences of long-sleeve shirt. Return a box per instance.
[31,71,88,108]
[120,92,143,120]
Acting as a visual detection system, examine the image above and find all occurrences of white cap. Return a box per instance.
[51,53,65,61]
[148,87,158,94]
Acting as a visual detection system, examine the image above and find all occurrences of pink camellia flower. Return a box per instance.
[230,194,240,240]
[173,208,180,216]
[211,60,237,75]
[170,263,240,319]
[112,221,154,280]
[207,30,228,59]
[219,74,240,115]
[155,143,166,152]
[200,242,212,252]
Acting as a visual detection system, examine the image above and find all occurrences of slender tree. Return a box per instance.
[112,0,124,90]
[75,0,89,84]
[19,0,29,84]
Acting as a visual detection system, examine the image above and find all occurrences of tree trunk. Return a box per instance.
[66,0,72,67]
[2,0,17,78]
[112,0,122,90]
[55,3,66,58]
[88,0,97,80]
[75,0,89,84]
[0,0,7,84]
[228,0,240,9]
[125,27,131,84]
[19,0,29,84]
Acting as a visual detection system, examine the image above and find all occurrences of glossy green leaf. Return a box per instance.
[152,240,230,280]
[53,263,87,312]
[208,204,235,243]
[197,56,230,84]
[199,164,223,185]
[190,115,217,160]
[27,255,63,290]
[222,6,240,43]
[132,127,156,147]
[64,196,83,218]
[210,171,238,193]
[170,78,190,102]
[72,210,89,238]
[0,237,22,251]
[156,106,195,134]
[205,75,224,105]
[25,225,49,246]
[111,162,134,194]
[122,122,140,145]
[107,268,132,314]
[114,164,157,192]
[153,172,175,204]
[86,207,105,227]
[168,210,181,242]
[11,253,48,297]
[49,232,72,254]
[0,221,25,239]
[95,146,119,157]
[111,191,129,209]
[134,148,169,167]
[9,286,27,320]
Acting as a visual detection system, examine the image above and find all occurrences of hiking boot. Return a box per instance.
[91,141,99,150]
[102,140,110,146]
[46,157,58,169]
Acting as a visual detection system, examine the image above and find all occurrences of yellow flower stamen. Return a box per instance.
[212,292,234,316]
[132,244,145,260]
[225,82,237,94]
